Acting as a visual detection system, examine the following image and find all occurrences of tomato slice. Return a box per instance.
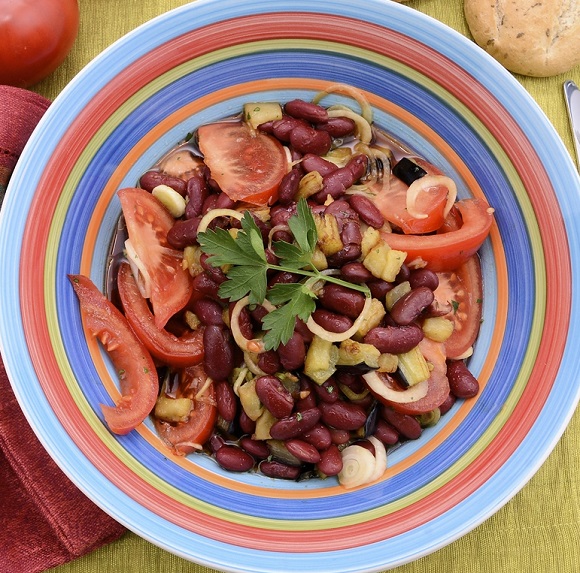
[381,198,494,271]
[118,187,193,329]
[153,364,217,455]
[117,263,204,367]
[372,157,449,234]
[69,274,158,435]
[435,254,483,360]
[197,121,288,205]
[370,338,450,415]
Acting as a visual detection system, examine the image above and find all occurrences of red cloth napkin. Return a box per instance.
[0,86,126,573]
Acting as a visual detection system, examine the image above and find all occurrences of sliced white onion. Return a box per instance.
[338,444,377,489]
[124,238,152,298]
[367,436,388,483]
[312,83,373,124]
[306,295,372,343]
[362,370,429,403]
[230,296,276,354]
[406,175,457,220]
[197,208,244,234]
[327,107,372,144]
[194,376,213,401]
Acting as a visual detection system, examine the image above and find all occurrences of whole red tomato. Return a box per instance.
[0,0,79,88]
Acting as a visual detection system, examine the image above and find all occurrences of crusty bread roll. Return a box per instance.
[464,0,580,77]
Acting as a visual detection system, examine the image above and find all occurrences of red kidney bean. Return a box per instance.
[368,279,393,300]
[192,297,224,326]
[255,375,295,419]
[438,392,456,416]
[327,228,362,267]
[390,286,435,326]
[259,460,301,480]
[290,123,332,156]
[278,330,306,371]
[319,401,367,431]
[239,436,270,459]
[294,318,314,344]
[238,409,256,434]
[319,283,365,319]
[354,439,376,455]
[302,423,332,451]
[329,427,350,445]
[257,350,281,375]
[277,168,302,205]
[313,378,340,404]
[364,324,424,354]
[340,262,374,284]
[311,309,353,333]
[409,268,439,291]
[201,193,218,214]
[271,229,293,243]
[265,248,280,266]
[269,407,321,440]
[215,192,237,210]
[301,153,338,177]
[348,194,385,229]
[447,360,480,398]
[316,444,343,476]
[184,175,208,218]
[216,445,255,472]
[396,264,411,283]
[381,407,422,440]
[257,120,275,134]
[228,301,253,340]
[200,253,228,284]
[284,99,329,123]
[272,117,309,142]
[269,203,297,227]
[167,216,201,249]
[215,380,237,421]
[374,419,400,445]
[203,325,234,380]
[316,155,368,202]
[268,271,300,288]
[140,170,187,195]
[324,199,357,220]
[285,439,322,463]
[191,272,220,300]
[315,116,356,138]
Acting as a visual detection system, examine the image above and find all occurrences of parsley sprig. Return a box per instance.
[197,198,370,350]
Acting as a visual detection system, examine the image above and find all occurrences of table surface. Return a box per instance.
[37,1,580,572]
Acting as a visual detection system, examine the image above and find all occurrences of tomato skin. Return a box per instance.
[117,263,204,367]
[198,121,288,205]
[153,364,217,455]
[119,187,193,330]
[0,0,79,87]
[69,274,158,435]
[435,255,483,360]
[381,198,494,271]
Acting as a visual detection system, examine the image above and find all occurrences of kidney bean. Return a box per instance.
[348,194,385,229]
[364,324,424,354]
[311,309,353,333]
[200,256,227,286]
[201,193,218,214]
[272,117,309,142]
[316,116,357,138]
[390,286,435,326]
[259,460,301,480]
[191,272,221,300]
[215,192,237,210]
[319,401,367,431]
[316,444,343,476]
[216,445,255,472]
[216,380,237,421]
[324,199,357,220]
[438,392,456,416]
[257,120,275,134]
[294,318,314,344]
[228,301,253,340]
[192,297,224,326]
[203,325,234,380]
[167,216,201,249]
[301,153,338,177]
[381,407,422,440]
[269,407,321,440]
[140,170,187,195]
[278,330,306,371]
[319,283,365,319]
[329,428,350,445]
[239,436,270,459]
[396,264,411,283]
[257,350,281,375]
[313,378,340,404]
[209,433,226,453]
[284,99,329,123]
[269,203,297,227]
[290,123,332,156]
[340,262,374,284]
[409,268,439,291]
[238,409,256,434]
[340,219,362,248]
[268,271,300,288]
[278,168,302,205]
[250,304,269,325]
[327,243,362,267]
[447,360,480,398]
[285,439,322,464]
[374,419,400,445]
[302,423,332,451]
[184,175,208,218]
[255,375,295,419]
[265,248,280,266]
[354,439,376,456]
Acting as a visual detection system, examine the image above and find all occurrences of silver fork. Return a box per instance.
[564,80,580,168]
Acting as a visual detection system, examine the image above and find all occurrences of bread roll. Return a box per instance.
[464,0,580,77]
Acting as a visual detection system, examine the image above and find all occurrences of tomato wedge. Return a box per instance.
[117,263,204,367]
[153,364,217,455]
[118,187,193,329]
[435,254,483,360]
[69,274,158,435]
[381,198,494,271]
[197,121,288,205]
